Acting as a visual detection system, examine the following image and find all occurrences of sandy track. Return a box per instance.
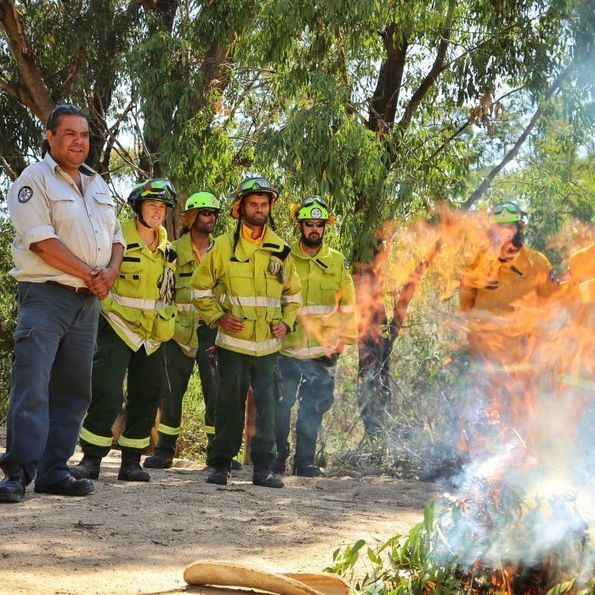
[0,448,438,594]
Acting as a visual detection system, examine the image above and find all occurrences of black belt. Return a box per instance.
[45,281,93,296]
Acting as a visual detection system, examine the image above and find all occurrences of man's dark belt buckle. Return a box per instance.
[46,281,92,296]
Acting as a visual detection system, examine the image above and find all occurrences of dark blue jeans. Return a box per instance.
[275,354,338,468]
[0,282,100,485]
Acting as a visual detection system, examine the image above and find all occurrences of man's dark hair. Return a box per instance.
[41,104,89,157]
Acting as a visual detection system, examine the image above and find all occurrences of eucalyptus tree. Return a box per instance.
[238,0,594,439]
[0,0,144,181]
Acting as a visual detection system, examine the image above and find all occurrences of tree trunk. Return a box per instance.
[353,244,393,441]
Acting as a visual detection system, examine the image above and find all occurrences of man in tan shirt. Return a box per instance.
[0,104,124,503]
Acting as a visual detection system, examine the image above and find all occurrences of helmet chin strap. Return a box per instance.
[138,214,152,229]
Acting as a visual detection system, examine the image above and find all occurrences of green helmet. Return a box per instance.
[127,178,177,218]
[296,196,330,221]
[492,201,526,224]
[185,192,221,212]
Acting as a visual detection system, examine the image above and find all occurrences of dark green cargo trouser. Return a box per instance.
[154,325,218,461]
[80,317,168,458]
[209,348,280,470]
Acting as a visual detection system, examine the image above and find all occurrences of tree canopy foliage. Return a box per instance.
[1,0,593,434]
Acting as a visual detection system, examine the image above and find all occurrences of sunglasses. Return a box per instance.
[198,209,218,217]
[238,177,275,192]
[303,221,326,229]
[301,195,329,209]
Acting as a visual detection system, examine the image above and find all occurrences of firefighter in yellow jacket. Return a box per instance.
[557,242,594,437]
[192,176,302,488]
[454,201,558,464]
[460,201,557,363]
[143,192,239,469]
[70,179,177,482]
[273,197,357,477]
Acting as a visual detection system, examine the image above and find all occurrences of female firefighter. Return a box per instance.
[71,178,178,482]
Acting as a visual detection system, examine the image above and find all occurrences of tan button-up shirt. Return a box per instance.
[7,153,124,288]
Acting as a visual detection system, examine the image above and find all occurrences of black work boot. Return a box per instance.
[271,458,286,475]
[0,465,26,503]
[293,464,322,478]
[230,459,242,471]
[69,455,101,480]
[253,467,284,488]
[206,467,229,485]
[143,452,173,469]
[118,451,150,482]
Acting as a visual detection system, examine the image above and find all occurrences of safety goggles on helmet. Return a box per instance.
[296,197,330,221]
[129,178,176,205]
[184,192,221,212]
[234,176,279,201]
[492,201,526,224]
[300,195,329,209]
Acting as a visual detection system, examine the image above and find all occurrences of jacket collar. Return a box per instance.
[123,218,168,256]
[233,225,286,261]
[291,240,331,270]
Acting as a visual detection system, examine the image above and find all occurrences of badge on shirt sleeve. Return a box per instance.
[17,186,33,203]
[344,259,351,269]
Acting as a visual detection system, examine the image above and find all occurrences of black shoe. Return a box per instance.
[118,451,150,482]
[143,452,173,469]
[271,458,286,475]
[206,467,229,485]
[0,467,26,503]
[230,459,242,471]
[69,455,101,480]
[34,476,95,497]
[293,464,322,478]
[253,469,284,488]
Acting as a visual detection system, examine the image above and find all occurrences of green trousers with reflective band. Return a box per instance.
[209,348,280,470]
[155,325,218,460]
[79,316,168,457]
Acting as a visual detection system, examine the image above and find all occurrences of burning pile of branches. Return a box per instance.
[326,490,594,594]
[327,211,594,593]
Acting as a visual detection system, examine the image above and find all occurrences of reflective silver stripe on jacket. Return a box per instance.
[177,302,196,312]
[104,311,161,353]
[192,289,214,299]
[299,305,336,315]
[111,292,162,310]
[220,294,281,308]
[217,332,281,354]
[283,342,338,359]
[282,294,303,304]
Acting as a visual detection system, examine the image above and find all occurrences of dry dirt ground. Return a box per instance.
[0,445,440,595]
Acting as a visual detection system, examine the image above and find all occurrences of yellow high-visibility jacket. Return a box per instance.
[460,246,556,313]
[558,242,594,394]
[101,218,177,355]
[281,241,357,359]
[191,226,302,357]
[567,242,595,308]
[171,232,213,357]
